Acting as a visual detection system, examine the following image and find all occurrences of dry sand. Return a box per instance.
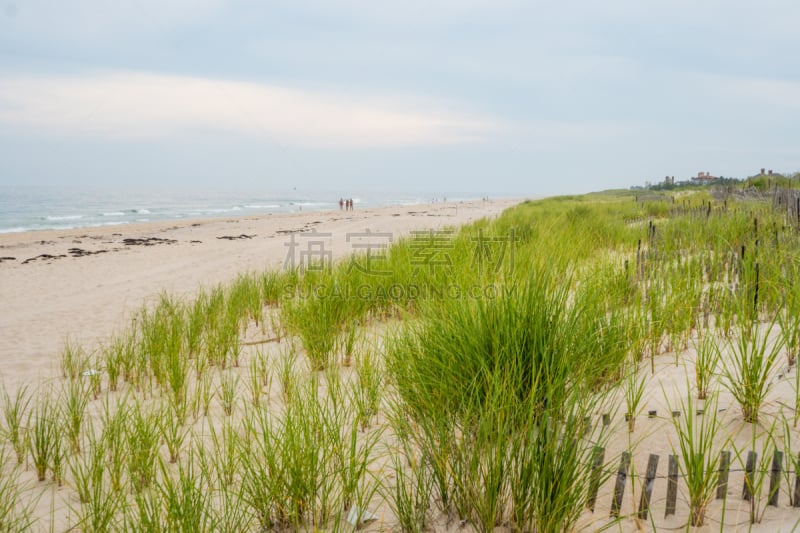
[0,199,517,392]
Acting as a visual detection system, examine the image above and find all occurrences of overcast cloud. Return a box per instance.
[1,1,798,194]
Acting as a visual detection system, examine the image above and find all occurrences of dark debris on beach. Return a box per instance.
[122,237,177,246]
[22,254,67,264]
[68,248,109,258]
[216,234,256,240]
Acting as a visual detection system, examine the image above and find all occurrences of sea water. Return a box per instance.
[0,186,467,234]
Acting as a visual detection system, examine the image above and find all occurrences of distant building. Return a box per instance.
[692,171,718,183]
[755,168,781,177]
[749,168,785,180]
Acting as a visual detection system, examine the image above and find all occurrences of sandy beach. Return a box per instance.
[4,195,800,532]
[0,199,518,391]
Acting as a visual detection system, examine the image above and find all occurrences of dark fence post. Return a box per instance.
[794,452,800,507]
[610,452,631,518]
[769,450,783,506]
[665,454,678,517]
[637,454,659,520]
[743,451,757,501]
[717,450,731,500]
[587,446,605,512]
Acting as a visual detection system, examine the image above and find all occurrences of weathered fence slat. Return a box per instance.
[665,454,678,517]
[743,451,757,501]
[717,450,731,500]
[769,450,783,507]
[637,454,660,520]
[794,452,800,508]
[587,446,605,512]
[610,452,631,518]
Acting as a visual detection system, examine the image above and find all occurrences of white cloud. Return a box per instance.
[283,0,521,24]
[0,71,499,148]
[0,0,518,43]
[511,120,635,152]
[722,77,800,111]
[675,72,800,116]
[0,0,228,40]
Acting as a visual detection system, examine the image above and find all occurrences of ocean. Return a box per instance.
[0,186,469,234]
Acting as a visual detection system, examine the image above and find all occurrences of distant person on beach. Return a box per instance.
[339,198,344,210]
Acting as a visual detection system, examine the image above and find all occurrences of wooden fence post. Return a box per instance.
[587,446,605,512]
[637,454,659,520]
[794,452,800,508]
[743,451,757,501]
[717,450,731,500]
[665,454,678,517]
[769,450,783,506]
[610,452,631,518]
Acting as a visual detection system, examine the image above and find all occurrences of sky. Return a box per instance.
[1,1,799,196]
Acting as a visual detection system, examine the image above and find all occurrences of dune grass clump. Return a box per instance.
[237,368,382,530]
[0,447,36,531]
[1,384,31,464]
[218,370,239,416]
[747,425,782,524]
[693,333,721,400]
[228,272,266,330]
[722,317,784,424]
[28,394,57,482]
[623,363,646,432]
[71,427,126,531]
[126,402,161,493]
[390,268,626,424]
[157,454,216,532]
[281,281,348,370]
[159,401,190,464]
[387,447,432,532]
[387,269,624,530]
[60,338,90,380]
[103,332,135,392]
[510,399,608,532]
[779,274,800,366]
[352,347,383,431]
[60,375,90,455]
[669,388,728,527]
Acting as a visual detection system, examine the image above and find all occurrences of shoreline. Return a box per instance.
[0,198,520,390]
[0,186,495,236]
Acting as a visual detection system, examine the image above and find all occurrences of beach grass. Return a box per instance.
[6,188,800,530]
[668,386,728,526]
[722,315,784,424]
